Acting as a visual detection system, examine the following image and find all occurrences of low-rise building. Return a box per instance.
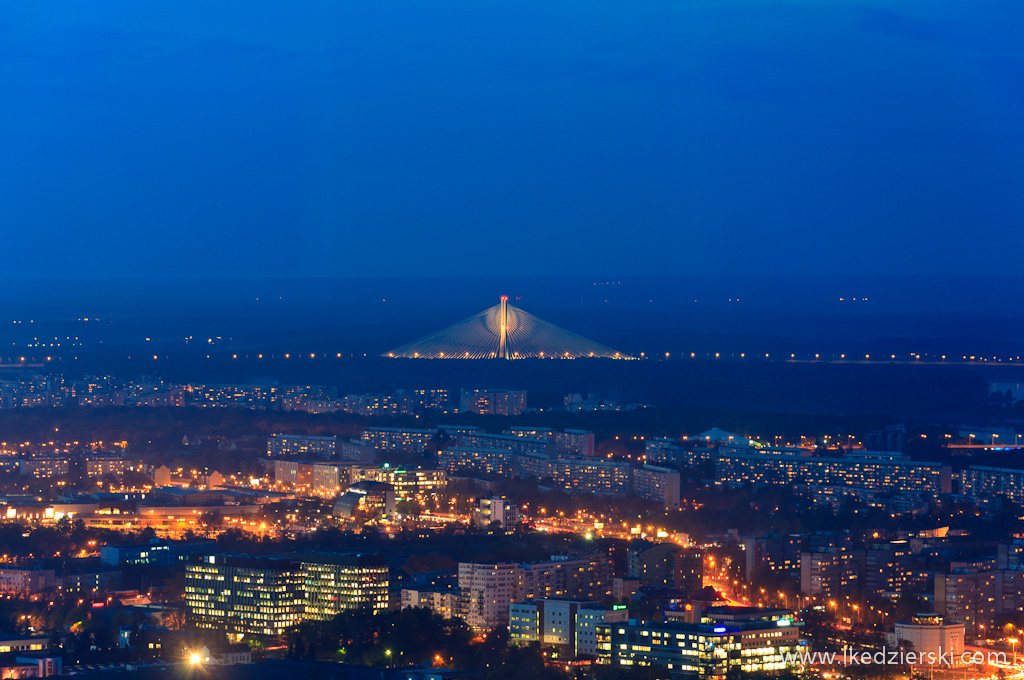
[596,615,801,678]
[0,568,55,596]
[887,614,965,668]
[509,599,628,657]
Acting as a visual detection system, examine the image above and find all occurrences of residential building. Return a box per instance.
[744,534,804,583]
[509,599,628,657]
[361,428,437,454]
[0,568,55,596]
[800,533,858,598]
[633,465,681,509]
[716,451,950,494]
[636,545,703,596]
[458,555,613,631]
[267,434,337,458]
[478,497,518,529]
[460,389,527,416]
[459,562,520,631]
[864,541,913,596]
[85,455,130,478]
[962,466,1024,505]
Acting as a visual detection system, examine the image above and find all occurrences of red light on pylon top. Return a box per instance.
[500,295,508,301]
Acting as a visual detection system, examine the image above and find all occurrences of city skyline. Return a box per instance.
[0,0,1020,677]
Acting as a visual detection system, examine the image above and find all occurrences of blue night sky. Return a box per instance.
[2,0,1022,277]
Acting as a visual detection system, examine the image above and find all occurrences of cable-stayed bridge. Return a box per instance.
[384,296,631,359]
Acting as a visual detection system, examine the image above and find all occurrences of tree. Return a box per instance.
[163,607,187,631]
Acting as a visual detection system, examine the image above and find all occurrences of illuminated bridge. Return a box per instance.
[384,296,631,360]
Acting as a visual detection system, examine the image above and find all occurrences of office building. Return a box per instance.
[272,459,316,489]
[298,553,389,620]
[100,538,217,567]
[185,555,305,636]
[596,615,801,678]
[311,462,345,496]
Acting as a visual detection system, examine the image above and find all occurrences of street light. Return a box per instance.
[386,649,392,667]
[1010,638,1018,666]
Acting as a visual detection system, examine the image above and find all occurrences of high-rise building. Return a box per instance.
[297,553,389,620]
[800,549,857,598]
[185,553,388,635]
[864,541,913,596]
[636,545,703,596]
[745,534,804,583]
[458,554,613,631]
[633,465,681,509]
[185,555,305,636]
[933,559,1024,637]
[518,554,614,603]
[459,562,521,631]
